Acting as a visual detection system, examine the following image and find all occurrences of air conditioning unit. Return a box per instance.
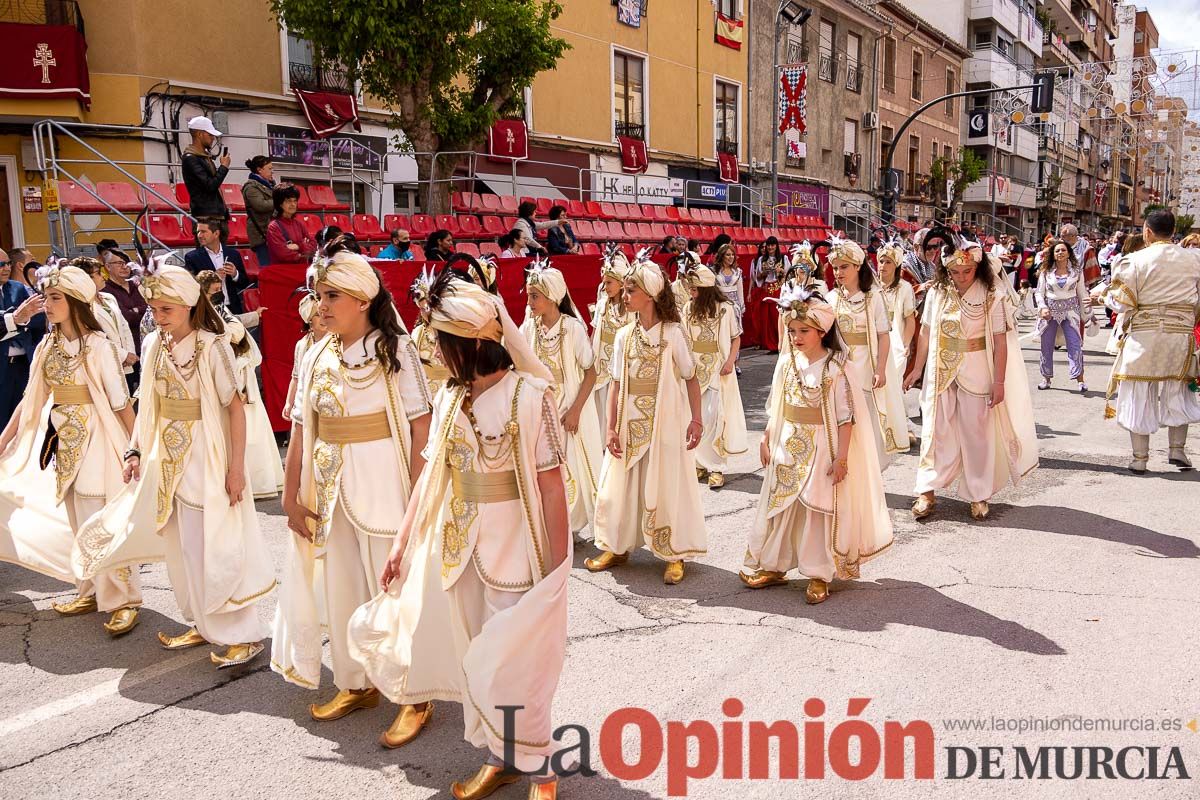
[861,111,879,130]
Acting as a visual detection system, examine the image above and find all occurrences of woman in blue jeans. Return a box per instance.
[1035,239,1094,392]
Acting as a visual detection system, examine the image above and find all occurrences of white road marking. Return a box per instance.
[0,648,212,738]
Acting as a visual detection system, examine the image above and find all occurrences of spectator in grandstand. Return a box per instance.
[687,238,700,253]
[425,229,455,261]
[658,236,676,255]
[98,246,147,359]
[182,116,231,221]
[377,229,415,260]
[265,184,316,265]
[0,247,45,428]
[546,205,580,255]
[242,155,276,265]
[499,229,528,259]
[513,200,558,256]
[184,218,250,315]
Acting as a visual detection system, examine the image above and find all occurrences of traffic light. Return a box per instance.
[1031,73,1055,114]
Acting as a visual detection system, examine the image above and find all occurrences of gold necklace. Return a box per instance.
[463,380,513,469]
[162,329,202,381]
[333,334,383,389]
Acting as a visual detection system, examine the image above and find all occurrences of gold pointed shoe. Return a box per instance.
[451,764,521,800]
[911,495,936,520]
[663,560,685,585]
[584,551,628,572]
[52,594,97,616]
[695,465,709,481]
[969,501,990,520]
[157,627,206,650]
[805,578,830,605]
[309,688,381,721]
[739,570,787,589]
[528,780,559,800]
[103,607,139,637]
[210,641,264,670]
[379,701,433,748]
[707,471,725,488]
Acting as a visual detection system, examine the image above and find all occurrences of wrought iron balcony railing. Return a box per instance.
[0,0,84,34]
[615,120,645,140]
[288,61,353,94]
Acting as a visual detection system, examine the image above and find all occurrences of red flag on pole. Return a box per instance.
[717,151,739,183]
[294,89,361,138]
[487,119,529,162]
[617,135,649,174]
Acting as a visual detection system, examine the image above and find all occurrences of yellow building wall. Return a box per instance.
[535,0,747,162]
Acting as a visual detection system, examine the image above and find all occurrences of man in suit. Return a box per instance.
[0,247,47,428]
[183,217,250,315]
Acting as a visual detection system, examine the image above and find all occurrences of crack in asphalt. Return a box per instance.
[0,662,270,774]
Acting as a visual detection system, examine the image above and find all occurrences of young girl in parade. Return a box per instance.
[0,264,142,635]
[713,243,747,346]
[589,247,632,432]
[904,239,1038,520]
[588,255,706,584]
[75,257,139,384]
[785,241,829,294]
[875,241,920,444]
[681,264,747,488]
[283,290,328,421]
[1035,238,1094,393]
[672,249,700,310]
[826,237,909,463]
[197,270,283,499]
[409,266,452,398]
[751,237,785,352]
[521,261,603,535]
[74,258,275,668]
[741,287,892,603]
[350,274,571,800]
[272,246,436,746]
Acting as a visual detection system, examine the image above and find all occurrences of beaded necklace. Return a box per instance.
[333,333,384,390]
[463,374,514,469]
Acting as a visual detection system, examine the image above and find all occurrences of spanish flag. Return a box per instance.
[715,12,743,50]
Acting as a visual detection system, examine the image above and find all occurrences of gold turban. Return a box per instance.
[312,251,380,302]
[876,242,905,266]
[602,247,630,280]
[773,285,836,332]
[37,264,97,305]
[827,236,865,266]
[140,262,201,307]
[627,255,666,297]
[430,278,553,383]
[687,264,717,288]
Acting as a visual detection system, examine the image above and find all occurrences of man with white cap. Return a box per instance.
[182,116,231,222]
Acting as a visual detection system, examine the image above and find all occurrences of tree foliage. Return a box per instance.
[1176,213,1195,235]
[271,0,570,212]
[929,147,987,222]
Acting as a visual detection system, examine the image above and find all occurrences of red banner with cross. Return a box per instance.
[487,119,529,162]
[293,89,361,138]
[0,23,91,108]
[617,135,649,174]
[718,151,739,183]
[778,65,807,134]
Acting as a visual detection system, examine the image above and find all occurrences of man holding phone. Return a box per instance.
[183,218,250,315]
[182,116,231,223]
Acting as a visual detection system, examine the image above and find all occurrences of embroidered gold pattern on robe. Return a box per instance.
[767,363,819,512]
[414,325,448,397]
[441,425,478,578]
[154,345,200,526]
[622,328,662,463]
[43,339,90,501]
[309,363,344,547]
[594,301,626,386]
[934,291,967,396]
[687,308,721,388]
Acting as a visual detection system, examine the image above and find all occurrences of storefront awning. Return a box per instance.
[475,173,567,200]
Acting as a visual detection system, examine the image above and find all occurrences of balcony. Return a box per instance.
[786,38,808,64]
[966,43,1019,89]
[1120,171,1132,186]
[614,121,645,140]
[818,49,837,83]
[845,62,863,93]
[903,172,930,199]
[0,0,83,32]
[1043,0,1085,39]
[716,138,738,156]
[1041,28,1081,67]
[288,61,352,94]
[968,0,1020,39]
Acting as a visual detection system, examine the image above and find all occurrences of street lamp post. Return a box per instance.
[770,2,811,224]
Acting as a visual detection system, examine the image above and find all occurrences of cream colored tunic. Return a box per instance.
[682,302,748,472]
[412,323,450,400]
[589,290,632,431]
[95,293,137,375]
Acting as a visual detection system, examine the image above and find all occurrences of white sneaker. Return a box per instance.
[1078,382,1087,394]
[1037,378,1051,390]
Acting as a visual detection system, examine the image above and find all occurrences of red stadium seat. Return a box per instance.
[586,201,608,219]
[306,184,348,211]
[435,214,462,236]
[479,194,503,213]
[240,287,262,312]
[219,184,246,212]
[535,197,553,216]
[174,183,191,208]
[598,202,618,220]
[649,223,669,241]
[675,207,694,223]
[498,195,520,214]
[715,209,736,225]
[142,183,180,212]
[622,222,640,242]
[239,249,261,279]
[383,214,410,233]
[58,180,106,213]
[96,181,143,212]
[481,215,506,237]
[409,214,436,236]
[453,192,482,213]
[573,219,596,240]
[457,242,481,257]
[324,213,352,233]
[636,222,654,241]
[141,214,189,247]
[408,244,425,260]
[640,204,659,220]
[581,242,601,255]
[478,242,502,258]
[567,199,589,219]
[352,214,386,241]
[294,185,319,211]
[226,214,248,245]
[501,216,519,233]
[368,244,386,257]
[297,213,324,237]
[458,215,484,238]
[181,216,195,243]
[651,206,671,222]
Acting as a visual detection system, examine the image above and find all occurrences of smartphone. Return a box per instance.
[221,146,229,157]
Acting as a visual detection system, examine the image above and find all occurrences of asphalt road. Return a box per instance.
[2,323,1198,799]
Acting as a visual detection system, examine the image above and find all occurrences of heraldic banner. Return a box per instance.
[778,65,807,135]
[0,23,91,108]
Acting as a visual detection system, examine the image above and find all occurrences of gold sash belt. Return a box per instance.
[783,404,823,425]
[318,410,391,444]
[423,363,451,380]
[940,335,987,353]
[548,365,565,384]
[841,331,869,346]
[451,470,520,503]
[158,395,202,421]
[52,385,93,405]
[626,377,658,396]
[600,328,616,344]
[691,340,720,354]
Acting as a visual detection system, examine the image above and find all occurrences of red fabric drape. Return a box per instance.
[0,23,91,108]
[293,89,361,138]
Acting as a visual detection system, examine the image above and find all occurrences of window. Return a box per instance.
[974,28,992,49]
[943,144,953,163]
[907,135,921,194]
[818,20,836,83]
[613,51,645,139]
[843,119,858,155]
[945,68,956,116]
[883,38,896,93]
[911,51,923,101]
[286,32,351,92]
[931,139,939,171]
[881,124,894,157]
[786,31,807,63]
[715,80,739,155]
[716,0,739,18]
[845,33,862,93]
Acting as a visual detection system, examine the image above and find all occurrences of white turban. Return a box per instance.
[526,265,568,303]
[773,285,837,332]
[140,263,201,307]
[687,265,717,288]
[627,258,666,298]
[37,264,97,305]
[430,278,553,383]
[311,251,380,302]
[876,242,905,266]
[602,247,630,280]
[828,236,866,266]
[298,293,319,324]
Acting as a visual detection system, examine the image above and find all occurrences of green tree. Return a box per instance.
[271,0,570,214]
[928,147,987,222]
[1176,213,1195,236]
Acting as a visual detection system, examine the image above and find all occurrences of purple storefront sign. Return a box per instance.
[777,182,828,218]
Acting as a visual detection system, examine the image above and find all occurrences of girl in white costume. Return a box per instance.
[785,241,829,294]
[0,264,142,634]
[589,247,632,432]
[409,267,451,399]
[73,259,275,669]
[272,245,435,746]
[876,242,920,443]
[197,270,283,499]
[587,256,706,585]
[741,288,893,603]
[825,237,909,464]
[903,240,1039,521]
[282,292,327,421]
[680,264,747,488]
[520,261,603,535]
[73,257,139,383]
[349,274,571,800]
